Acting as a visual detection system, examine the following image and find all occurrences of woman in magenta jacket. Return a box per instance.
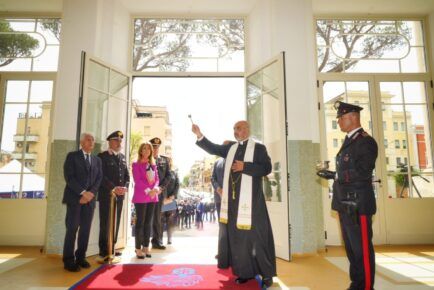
[132,142,160,259]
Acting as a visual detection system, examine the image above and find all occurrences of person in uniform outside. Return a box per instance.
[317,101,378,290]
[96,131,129,264]
[192,120,276,288]
[161,157,180,245]
[149,137,171,250]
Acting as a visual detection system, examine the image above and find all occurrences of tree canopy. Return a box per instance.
[0,22,39,67]
[316,20,411,72]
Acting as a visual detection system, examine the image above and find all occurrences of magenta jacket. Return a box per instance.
[132,161,160,204]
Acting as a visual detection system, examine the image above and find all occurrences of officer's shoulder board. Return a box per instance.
[361,132,371,137]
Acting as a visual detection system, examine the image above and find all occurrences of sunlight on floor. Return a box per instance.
[376,252,434,284]
[0,256,34,274]
[326,254,434,290]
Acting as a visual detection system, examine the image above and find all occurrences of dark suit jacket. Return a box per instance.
[156,155,171,200]
[332,128,378,215]
[97,151,130,202]
[62,150,103,205]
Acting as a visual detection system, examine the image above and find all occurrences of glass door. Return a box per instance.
[319,76,434,245]
[376,79,434,244]
[79,52,131,256]
[246,52,290,260]
[378,81,433,198]
[319,78,386,245]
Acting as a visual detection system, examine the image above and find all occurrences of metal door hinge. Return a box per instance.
[285,121,288,136]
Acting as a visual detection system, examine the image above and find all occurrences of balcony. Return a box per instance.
[18,112,42,119]
[13,135,40,142]
[11,152,37,160]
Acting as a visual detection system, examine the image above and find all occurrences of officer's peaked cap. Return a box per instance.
[149,137,162,146]
[334,101,363,118]
[107,130,123,141]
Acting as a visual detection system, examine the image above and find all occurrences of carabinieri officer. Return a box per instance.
[96,130,130,263]
[317,101,378,290]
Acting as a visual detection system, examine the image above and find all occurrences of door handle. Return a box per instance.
[373,179,381,184]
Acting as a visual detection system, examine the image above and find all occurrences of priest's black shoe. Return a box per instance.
[235,277,253,284]
[261,277,273,288]
[77,259,91,269]
[64,262,80,272]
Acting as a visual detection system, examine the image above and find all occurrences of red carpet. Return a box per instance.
[70,264,262,289]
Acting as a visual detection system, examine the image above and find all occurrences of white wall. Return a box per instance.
[0,200,47,245]
[52,0,130,141]
[247,0,319,142]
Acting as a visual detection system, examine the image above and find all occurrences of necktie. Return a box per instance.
[85,153,91,170]
[343,135,350,146]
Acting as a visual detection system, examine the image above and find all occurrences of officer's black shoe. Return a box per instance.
[235,277,253,284]
[64,262,80,272]
[261,277,273,288]
[152,243,166,250]
[77,259,91,269]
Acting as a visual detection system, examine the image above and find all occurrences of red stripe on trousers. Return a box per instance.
[360,215,371,290]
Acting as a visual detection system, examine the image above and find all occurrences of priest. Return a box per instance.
[192,121,276,288]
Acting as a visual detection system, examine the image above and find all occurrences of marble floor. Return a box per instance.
[0,222,433,290]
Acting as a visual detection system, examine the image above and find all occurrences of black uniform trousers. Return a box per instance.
[98,197,123,257]
[339,212,375,290]
[151,199,163,246]
[63,202,95,264]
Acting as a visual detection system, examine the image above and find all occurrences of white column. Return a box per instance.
[45,0,130,255]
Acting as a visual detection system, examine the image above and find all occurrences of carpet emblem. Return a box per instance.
[140,267,204,287]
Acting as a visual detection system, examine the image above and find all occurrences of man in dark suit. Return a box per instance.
[317,101,378,290]
[149,137,171,250]
[192,121,276,288]
[96,131,130,264]
[62,132,103,272]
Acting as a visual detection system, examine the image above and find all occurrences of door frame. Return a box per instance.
[78,52,132,255]
[245,52,291,260]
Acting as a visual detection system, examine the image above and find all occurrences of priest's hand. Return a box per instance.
[192,124,203,139]
[316,170,336,180]
[232,160,244,172]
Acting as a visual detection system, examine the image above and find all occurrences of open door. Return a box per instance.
[246,52,291,260]
[77,52,131,256]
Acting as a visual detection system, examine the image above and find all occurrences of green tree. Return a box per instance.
[133,19,244,72]
[0,22,39,67]
[317,20,411,72]
[129,131,143,164]
[41,19,61,41]
[133,19,191,71]
[182,175,190,188]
